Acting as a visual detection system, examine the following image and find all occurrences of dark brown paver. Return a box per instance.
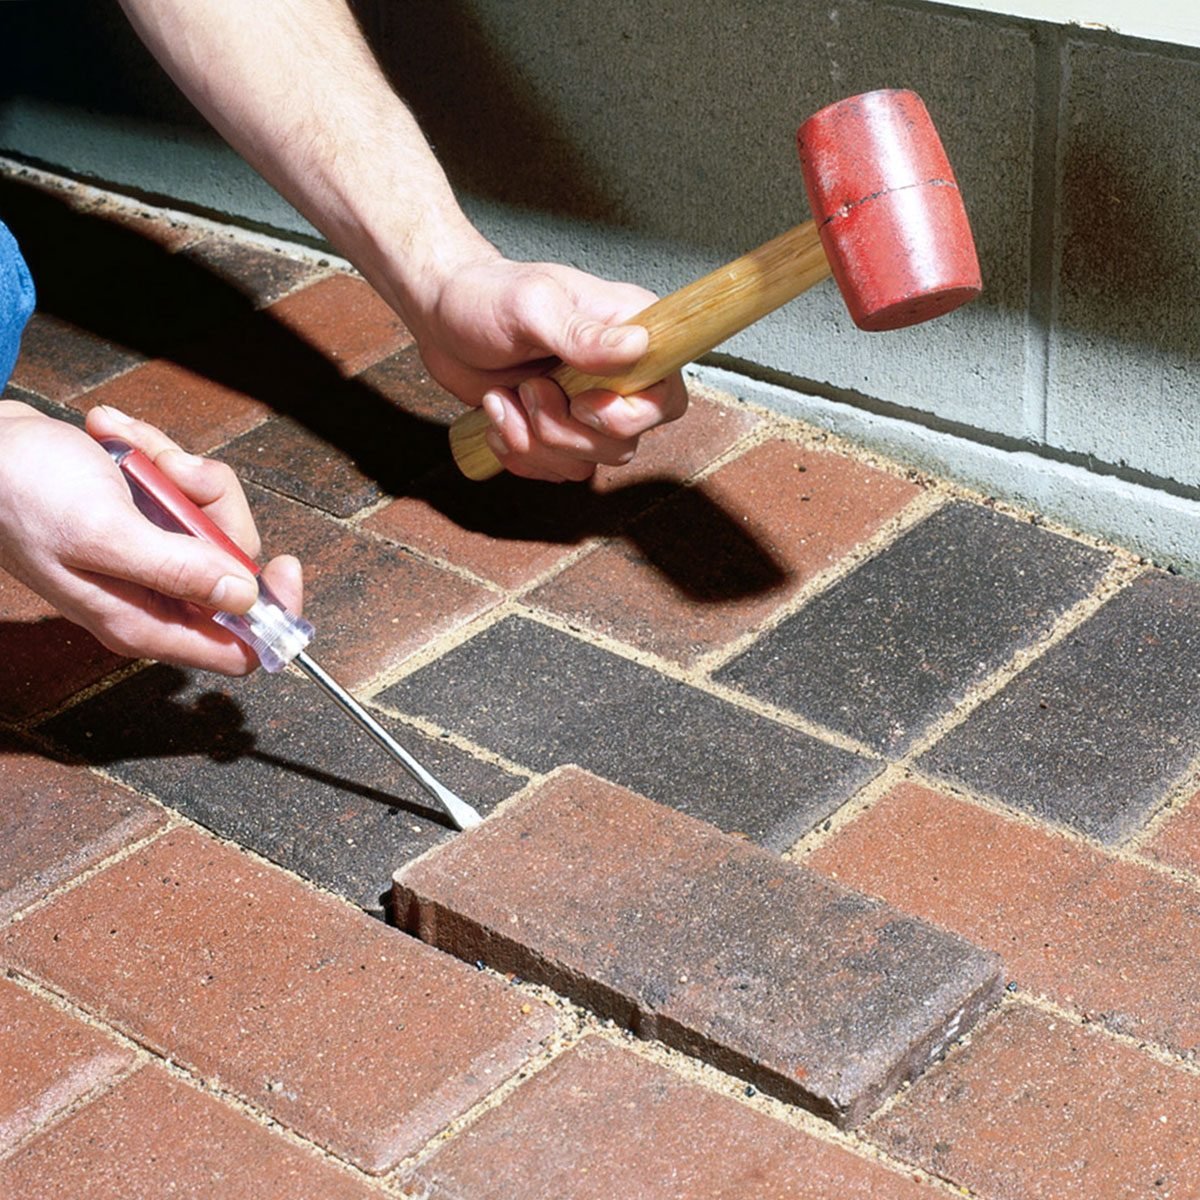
[919,571,1200,842]
[0,1066,390,1199]
[407,1037,939,1199]
[2,828,555,1174]
[808,782,1200,1056]
[179,235,325,309]
[718,502,1110,755]
[0,732,165,921]
[380,615,879,849]
[393,769,1002,1128]
[36,665,522,917]
[529,440,921,664]
[869,1004,1200,1198]
[8,311,144,403]
[0,977,135,1152]
[364,385,761,589]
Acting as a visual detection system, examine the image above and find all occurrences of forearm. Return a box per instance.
[117,0,496,325]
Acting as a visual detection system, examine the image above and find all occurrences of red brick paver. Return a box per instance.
[0,977,134,1152]
[265,274,412,376]
[869,1004,1200,1198]
[528,439,921,664]
[2,827,555,1174]
[407,1036,936,1199]
[394,768,1001,1128]
[1143,788,1200,877]
[0,738,165,921]
[0,1066,389,1199]
[806,781,1200,1056]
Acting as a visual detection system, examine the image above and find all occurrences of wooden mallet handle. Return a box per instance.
[449,220,831,481]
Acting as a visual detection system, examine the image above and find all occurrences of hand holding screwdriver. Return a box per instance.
[0,402,302,674]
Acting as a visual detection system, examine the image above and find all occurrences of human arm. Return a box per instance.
[0,402,301,674]
[116,0,687,481]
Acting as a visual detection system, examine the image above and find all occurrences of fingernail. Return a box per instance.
[101,405,133,423]
[577,407,606,432]
[209,574,258,612]
[599,324,638,350]
[518,381,538,415]
[481,391,506,426]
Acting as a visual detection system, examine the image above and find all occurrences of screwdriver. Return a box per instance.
[97,435,483,832]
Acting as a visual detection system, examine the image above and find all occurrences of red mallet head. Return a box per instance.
[797,89,982,332]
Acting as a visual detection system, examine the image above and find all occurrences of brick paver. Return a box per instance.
[406,1036,937,1199]
[807,781,1200,1056]
[0,567,125,722]
[363,385,760,589]
[394,769,1002,1128]
[0,977,134,1151]
[717,502,1110,755]
[0,733,165,921]
[37,665,521,917]
[1143,788,1200,876]
[2,827,555,1173]
[869,1004,1200,1198]
[920,571,1200,842]
[7,311,143,403]
[380,615,880,848]
[528,440,921,665]
[0,1066,389,1199]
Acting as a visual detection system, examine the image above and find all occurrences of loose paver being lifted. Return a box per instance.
[393,769,1003,1127]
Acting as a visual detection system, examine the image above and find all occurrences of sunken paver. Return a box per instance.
[35,665,521,918]
[380,615,880,849]
[869,1004,1200,1198]
[0,732,166,921]
[405,1037,938,1199]
[717,502,1110,756]
[393,769,1003,1128]
[528,440,921,665]
[918,570,1200,843]
[1,827,556,1174]
[363,384,761,589]
[807,782,1200,1056]
[0,977,135,1152]
[179,235,325,309]
[0,568,126,723]
[0,1066,390,1199]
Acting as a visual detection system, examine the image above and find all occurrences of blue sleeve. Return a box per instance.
[0,219,36,390]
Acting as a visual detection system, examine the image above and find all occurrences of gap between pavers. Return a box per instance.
[392,768,1004,1128]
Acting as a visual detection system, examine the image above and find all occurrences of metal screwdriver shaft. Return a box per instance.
[98,435,483,833]
[292,651,482,830]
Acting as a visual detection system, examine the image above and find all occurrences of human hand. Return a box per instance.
[403,254,689,482]
[0,401,302,674]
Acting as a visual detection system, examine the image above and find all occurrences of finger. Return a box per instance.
[479,389,590,483]
[86,405,262,558]
[570,372,689,440]
[517,378,637,467]
[66,504,261,615]
[260,553,303,615]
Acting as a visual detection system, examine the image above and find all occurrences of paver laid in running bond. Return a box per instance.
[393,768,1004,1128]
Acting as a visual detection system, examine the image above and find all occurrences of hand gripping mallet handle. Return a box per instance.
[448,88,981,482]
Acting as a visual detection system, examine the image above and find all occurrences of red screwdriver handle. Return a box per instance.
[98,438,261,574]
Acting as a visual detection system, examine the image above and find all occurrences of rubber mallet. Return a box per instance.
[449,88,981,481]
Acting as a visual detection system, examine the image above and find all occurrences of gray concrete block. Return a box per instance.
[1047,41,1200,488]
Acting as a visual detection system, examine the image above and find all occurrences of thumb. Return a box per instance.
[552,317,649,377]
[73,504,261,614]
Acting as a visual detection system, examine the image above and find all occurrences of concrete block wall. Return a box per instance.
[2,1,1198,569]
